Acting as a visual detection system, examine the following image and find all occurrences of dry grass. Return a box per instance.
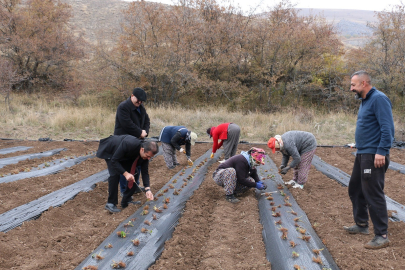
[0,93,403,145]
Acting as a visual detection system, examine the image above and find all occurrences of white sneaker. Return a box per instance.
[218,159,226,163]
[284,180,296,185]
[292,183,304,189]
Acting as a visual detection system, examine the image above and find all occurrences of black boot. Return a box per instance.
[225,194,240,203]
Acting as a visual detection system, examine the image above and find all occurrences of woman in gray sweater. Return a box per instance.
[267,131,317,189]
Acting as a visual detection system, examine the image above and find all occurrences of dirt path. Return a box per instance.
[0,140,404,269]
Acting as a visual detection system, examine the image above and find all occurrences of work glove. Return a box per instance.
[187,158,193,166]
[279,165,285,170]
[210,153,214,159]
[256,182,267,190]
[280,166,290,175]
[179,148,185,153]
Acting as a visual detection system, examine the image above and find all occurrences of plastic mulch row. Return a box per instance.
[256,155,339,270]
[0,148,65,168]
[0,169,109,232]
[75,149,223,270]
[0,153,95,184]
[0,146,164,233]
[312,155,405,222]
[0,146,32,155]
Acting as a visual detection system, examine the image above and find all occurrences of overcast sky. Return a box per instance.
[122,0,403,13]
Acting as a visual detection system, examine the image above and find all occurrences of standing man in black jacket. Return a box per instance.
[97,135,158,213]
[114,88,150,194]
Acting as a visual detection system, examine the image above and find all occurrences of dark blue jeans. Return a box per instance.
[119,166,141,194]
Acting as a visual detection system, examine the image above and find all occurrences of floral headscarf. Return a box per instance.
[249,147,266,166]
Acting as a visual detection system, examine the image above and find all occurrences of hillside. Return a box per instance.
[63,0,377,47]
[62,0,129,45]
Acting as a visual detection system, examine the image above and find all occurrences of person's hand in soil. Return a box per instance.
[280,166,290,175]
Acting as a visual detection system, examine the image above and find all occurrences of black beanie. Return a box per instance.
[132,87,147,102]
[206,127,212,138]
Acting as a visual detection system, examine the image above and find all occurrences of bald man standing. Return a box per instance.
[344,71,394,249]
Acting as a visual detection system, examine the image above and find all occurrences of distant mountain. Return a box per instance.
[296,8,377,47]
[61,0,378,48]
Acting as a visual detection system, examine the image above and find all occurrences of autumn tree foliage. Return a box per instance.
[99,0,344,111]
[346,4,405,110]
[0,0,84,93]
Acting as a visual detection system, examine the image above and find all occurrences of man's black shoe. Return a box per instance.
[121,200,141,209]
[105,203,121,213]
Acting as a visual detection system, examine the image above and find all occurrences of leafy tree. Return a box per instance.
[0,0,85,92]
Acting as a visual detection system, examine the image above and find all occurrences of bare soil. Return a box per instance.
[0,140,404,270]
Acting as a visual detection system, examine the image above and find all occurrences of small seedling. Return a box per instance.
[275,219,282,225]
[143,205,149,210]
[173,179,177,183]
[111,261,126,269]
[91,251,104,260]
[312,257,322,264]
[104,243,113,249]
[164,197,170,204]
[163,203,168,209]
[288,208,297,215]
[271,206,277,212]
[297,227,306,234]
[277,184,283,189]
[169,184,175,189]
[82,266,98,270]
[292,251,299,258]
[279,227,288,240]
[313,248,324,255]
[132,239,140,246]
[152,214,157,220]
[284,202,292,207]
[266,196,274,201]
[153,205,163,213]
[279,190,286,196]
[117,230,126,238]
[141,210,149,215]
[127,251,134,256]
[144,220,151,226]
[270,202,275,206]
[293,265,302,270]
[163,188,169,193]
[299,235,311,242]
[124,221,134,227]
[272,212,281,217]
[289,241,297,247]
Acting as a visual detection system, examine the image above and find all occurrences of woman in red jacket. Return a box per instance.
[207,122,240,163]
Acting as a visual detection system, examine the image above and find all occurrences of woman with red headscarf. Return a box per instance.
[212,147,267,203]
[267,131,317,189]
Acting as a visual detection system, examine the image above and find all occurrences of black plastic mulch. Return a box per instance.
[0,169,109,232]
[0,146,32,155]
[312,155,405,222]
[257,155,339,270]
[0,153,95,184]
[0,148,65,168]
[75,149,223,270]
